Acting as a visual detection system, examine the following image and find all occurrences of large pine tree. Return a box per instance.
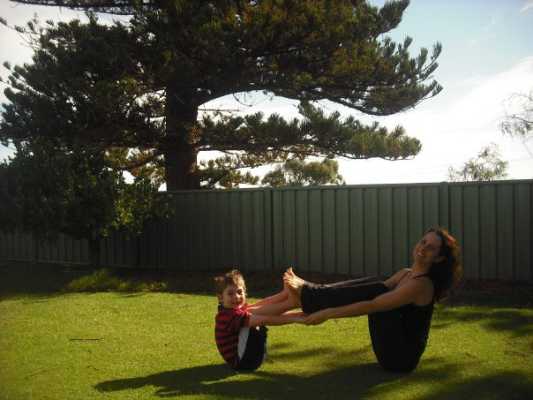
[2,0,442,190]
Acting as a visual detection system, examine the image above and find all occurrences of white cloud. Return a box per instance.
[0,2,124,83]
[205,58,533,184]
[338,57,533,184]
[520,0,533,13]
[447,57,533,129]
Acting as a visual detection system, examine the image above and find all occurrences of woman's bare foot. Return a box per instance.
[283,278,301,308]
[283,268,306,306]
[284,267,306,286]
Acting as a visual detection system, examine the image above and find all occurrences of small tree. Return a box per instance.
[262,158,344,187]
[448,144,508,182]
[0,139,170,266]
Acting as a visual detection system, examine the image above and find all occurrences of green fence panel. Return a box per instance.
[423,186,440,229]
[282,189,297,269]
[496,183,515,280]
[336,189,351,275]
[464,185,481,280]
[350,188,365,277]
[407,187,424,257]
[515,183,531,281]
[241,191,254,271]
[363,188,379,276]
[308,189,323,273]
[2,180,532,281]
[295,189,310,271]
[378,187,394,277]
[392,187,409,270]
[479,184,497,279]
[322,189,336,274]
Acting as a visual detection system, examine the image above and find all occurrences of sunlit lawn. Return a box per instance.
[1,265,532,400]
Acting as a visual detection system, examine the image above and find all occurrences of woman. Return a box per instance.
[284,227,462,372]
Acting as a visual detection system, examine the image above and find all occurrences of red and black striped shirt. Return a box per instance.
[215,304,250,367]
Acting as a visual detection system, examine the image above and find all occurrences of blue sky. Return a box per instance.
[1,0,532,184]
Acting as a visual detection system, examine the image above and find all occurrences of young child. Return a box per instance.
[214,269,303,371]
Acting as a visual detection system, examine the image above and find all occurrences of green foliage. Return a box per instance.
[448,144,508,182]
[0,139,170,245]
[3,1,442,189]
[198,102,420,187]
[262,158,344,187]
[64,268,168,292]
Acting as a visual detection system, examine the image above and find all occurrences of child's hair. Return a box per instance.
[214,269,246,295]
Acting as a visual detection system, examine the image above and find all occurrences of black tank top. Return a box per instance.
[399,274,434,352]
[397,271,434,351]
[400,301,434,348]
[368,273,435,372]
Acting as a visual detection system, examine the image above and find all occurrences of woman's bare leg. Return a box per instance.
[248,288,299,316]
[248,276,300,315]
[284,267,388,314]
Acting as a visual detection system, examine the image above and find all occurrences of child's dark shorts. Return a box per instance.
[234,326,268,371]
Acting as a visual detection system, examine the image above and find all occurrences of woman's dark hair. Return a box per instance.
[426,227,463,302]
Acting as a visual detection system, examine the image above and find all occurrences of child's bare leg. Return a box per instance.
[249,287,288,309]
[249,296,298,316]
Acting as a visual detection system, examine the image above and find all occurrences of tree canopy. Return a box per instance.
[448,144,508,182]
[262,158,344,187]
[2,0,442,190]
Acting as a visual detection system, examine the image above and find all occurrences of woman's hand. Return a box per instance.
[304,309,333,325]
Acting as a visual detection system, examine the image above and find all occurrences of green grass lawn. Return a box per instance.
[1,265,532,400]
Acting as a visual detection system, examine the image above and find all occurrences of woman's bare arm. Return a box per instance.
[304,279,426,325]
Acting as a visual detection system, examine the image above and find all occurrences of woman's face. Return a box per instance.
[413,232,443,267]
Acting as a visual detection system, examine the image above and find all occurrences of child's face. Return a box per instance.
[219,284,246,308]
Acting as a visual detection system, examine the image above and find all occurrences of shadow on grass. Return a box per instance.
[266,342,374,363]
[95,357,533,400]
[94,363,396,399]
[95,356,491,399]
[418,371,533,400]
[433,307,533,337]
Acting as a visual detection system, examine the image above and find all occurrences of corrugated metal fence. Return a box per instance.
[1,180,532,281]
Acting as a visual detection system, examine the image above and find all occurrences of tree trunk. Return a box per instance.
[164,87,200,191]
[164,145,199,190]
